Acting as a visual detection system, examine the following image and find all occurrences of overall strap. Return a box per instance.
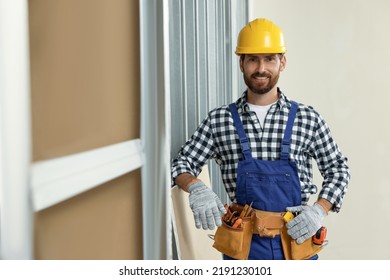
[280,101,298,160]
[229,103,252,160]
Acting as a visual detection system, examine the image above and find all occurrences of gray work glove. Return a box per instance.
[286,204,327,244]
[188,180,227,230]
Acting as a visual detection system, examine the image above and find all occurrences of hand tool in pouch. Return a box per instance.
[284,211,328,245]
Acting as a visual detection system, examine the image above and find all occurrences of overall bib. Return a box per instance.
[226,101,317,260]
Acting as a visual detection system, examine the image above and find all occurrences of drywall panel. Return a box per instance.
[34,170,142,260]
[29,0,140,161]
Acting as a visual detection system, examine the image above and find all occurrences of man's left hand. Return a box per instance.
[285,204,327,244]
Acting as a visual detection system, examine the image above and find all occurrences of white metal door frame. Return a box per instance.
[0,0,32,259]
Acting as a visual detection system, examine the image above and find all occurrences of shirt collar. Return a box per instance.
[237,88,290,113]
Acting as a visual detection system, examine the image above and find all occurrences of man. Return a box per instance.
[171,18,350,260]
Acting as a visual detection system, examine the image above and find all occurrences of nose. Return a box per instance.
[256,59,266,73]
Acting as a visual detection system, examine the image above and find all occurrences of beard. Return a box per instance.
[243,71,280,95]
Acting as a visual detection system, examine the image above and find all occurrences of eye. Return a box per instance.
[248,56,257,62]
[265,55,276,62]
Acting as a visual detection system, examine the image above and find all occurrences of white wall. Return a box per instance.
[250,0,390,259]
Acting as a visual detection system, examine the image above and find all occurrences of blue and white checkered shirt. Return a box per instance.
[171,89,350,212]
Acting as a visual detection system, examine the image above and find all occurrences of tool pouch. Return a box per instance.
[212,205,253,260]
[253,210,284,238]
[212,216,252,260]
[281,226,324,260]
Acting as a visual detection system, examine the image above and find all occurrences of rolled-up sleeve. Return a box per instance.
[171,116,215,186]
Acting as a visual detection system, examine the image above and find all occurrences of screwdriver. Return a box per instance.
[240,202,253,218]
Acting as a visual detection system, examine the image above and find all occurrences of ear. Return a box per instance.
[239,57,244,72]
[279,55,287,72]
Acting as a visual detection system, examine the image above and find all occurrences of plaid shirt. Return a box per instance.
[171,89,350,212]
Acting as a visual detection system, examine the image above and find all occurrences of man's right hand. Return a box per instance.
[188,180,227,230]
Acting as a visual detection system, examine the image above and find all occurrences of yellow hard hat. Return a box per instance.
[235,18,286,55]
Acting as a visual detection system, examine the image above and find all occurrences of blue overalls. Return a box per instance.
[226,101,318,260]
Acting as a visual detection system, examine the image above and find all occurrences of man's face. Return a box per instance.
[240,54,286,95]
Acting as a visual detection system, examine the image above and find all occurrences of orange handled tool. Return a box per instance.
[313,226,327,245]
[232,218,243,229]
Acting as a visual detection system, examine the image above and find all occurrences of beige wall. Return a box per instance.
[29,0,142,259]
[251,0,390,259]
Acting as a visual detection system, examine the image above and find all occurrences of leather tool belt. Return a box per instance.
[212,203,325,260]
[230,203,284,237]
